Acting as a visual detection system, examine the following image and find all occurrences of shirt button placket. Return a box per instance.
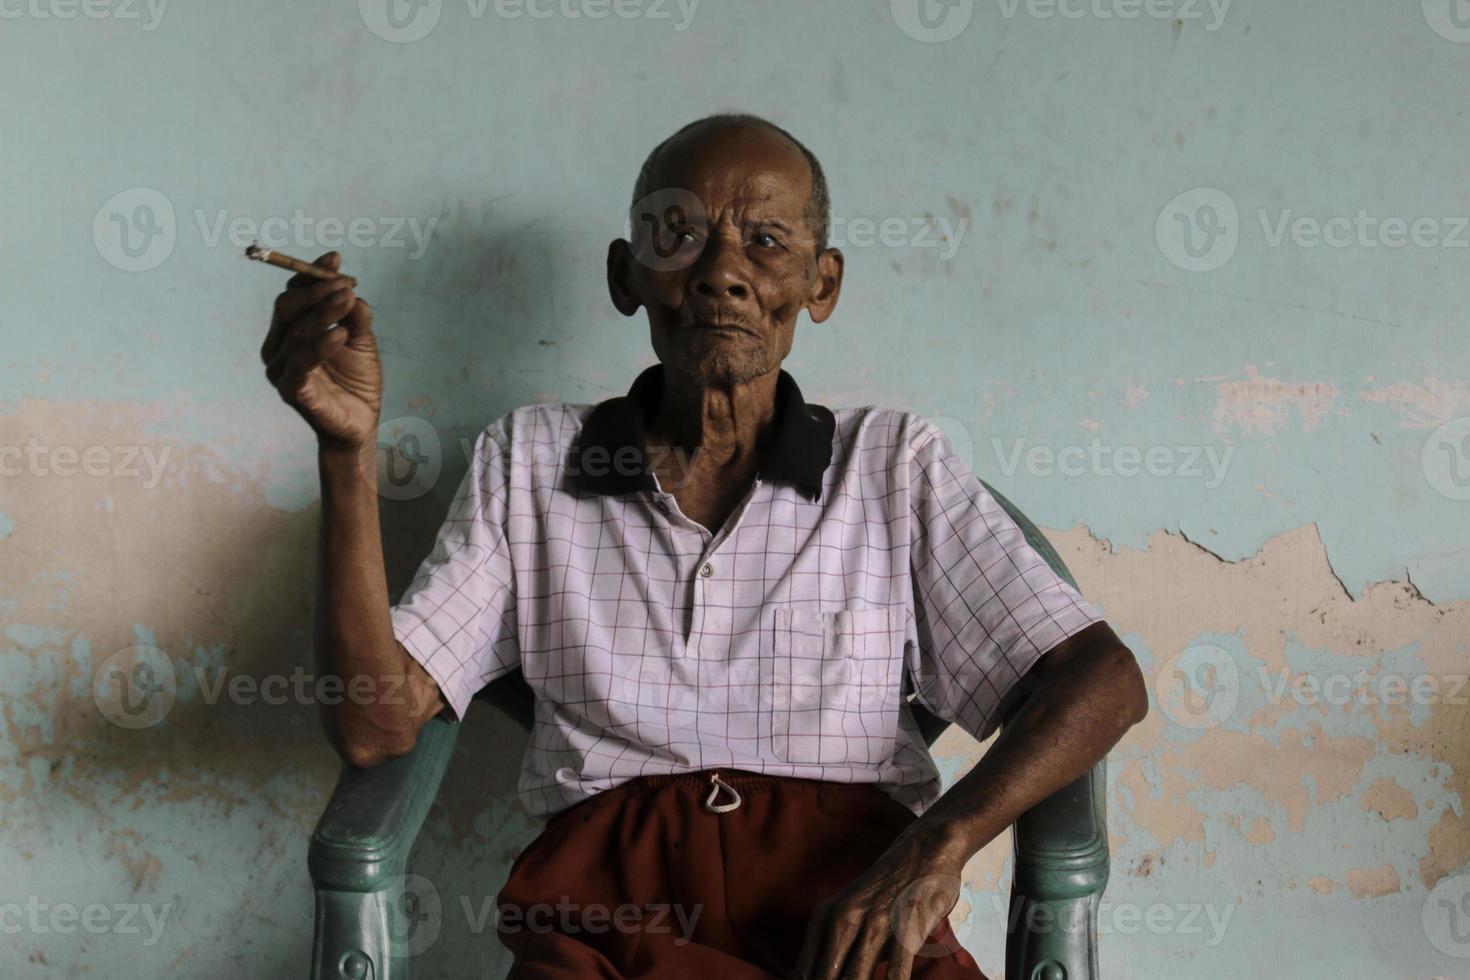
[690,559,715,654]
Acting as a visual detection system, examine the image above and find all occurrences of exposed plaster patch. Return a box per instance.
[1359,378,1470,430]
[1211,365,1339,437]
[1345,864,1401,898]
[1360,778,1418,822]
[1043,522,1468,891]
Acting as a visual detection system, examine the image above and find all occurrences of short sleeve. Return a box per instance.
[905,421,1103,743]
[390,423,520,721]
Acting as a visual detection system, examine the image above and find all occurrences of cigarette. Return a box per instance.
[244,242,356,286]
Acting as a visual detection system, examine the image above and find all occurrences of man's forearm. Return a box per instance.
[899,624,1149,860]
[315,444,440,766]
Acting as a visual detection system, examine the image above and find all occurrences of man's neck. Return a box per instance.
[645,365,780,472]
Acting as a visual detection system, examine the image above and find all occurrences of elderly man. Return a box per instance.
[262,113,1148,980]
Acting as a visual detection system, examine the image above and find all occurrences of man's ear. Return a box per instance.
[606,239,643,317]
[805,247,844,324]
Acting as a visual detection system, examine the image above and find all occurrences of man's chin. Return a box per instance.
[671,352,769,387]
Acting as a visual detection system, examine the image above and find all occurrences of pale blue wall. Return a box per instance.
[3,1,1468,977]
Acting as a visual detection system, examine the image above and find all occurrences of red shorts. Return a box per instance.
[495,767,990,979]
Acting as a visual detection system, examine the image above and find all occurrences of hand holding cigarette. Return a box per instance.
[257,249,383,453]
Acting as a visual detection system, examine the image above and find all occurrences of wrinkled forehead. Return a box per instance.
[647,124,814,220]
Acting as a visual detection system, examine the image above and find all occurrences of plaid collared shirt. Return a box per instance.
[390,366,1104,821]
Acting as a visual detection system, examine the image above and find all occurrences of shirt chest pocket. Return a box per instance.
[766,606,904,766]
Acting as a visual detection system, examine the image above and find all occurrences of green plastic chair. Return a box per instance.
[309,481,1109,979]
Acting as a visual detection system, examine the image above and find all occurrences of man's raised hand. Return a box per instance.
[260,250,382,451]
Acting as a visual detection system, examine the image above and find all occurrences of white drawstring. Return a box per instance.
[703,771,742,813]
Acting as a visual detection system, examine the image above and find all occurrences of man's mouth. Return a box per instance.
[689,319,754,335]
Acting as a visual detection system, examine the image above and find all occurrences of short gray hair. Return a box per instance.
[630,113,832,254]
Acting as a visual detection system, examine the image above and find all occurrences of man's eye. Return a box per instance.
[750,230,782,248]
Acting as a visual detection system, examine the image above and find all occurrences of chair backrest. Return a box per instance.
[475,478,1075,755]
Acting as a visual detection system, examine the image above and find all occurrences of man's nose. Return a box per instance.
[691,236,751,300]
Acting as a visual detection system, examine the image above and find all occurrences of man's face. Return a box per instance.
[608,124,843,387]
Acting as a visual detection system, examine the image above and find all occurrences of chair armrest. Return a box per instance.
[1005,757,1109,980]
[974,480,1110,978]
[309,714,461,980]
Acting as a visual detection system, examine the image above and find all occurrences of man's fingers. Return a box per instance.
[262,280,355,364]
[881,905,930,980]
[269,334,333,400]
[835,919,888,980]
[882,933,915,980]
[810,907,864,980]
[338,296,374,341]
[265,295,353,375]
[266,325,343,392]
[265,295,352,392]
[272,275,354,327]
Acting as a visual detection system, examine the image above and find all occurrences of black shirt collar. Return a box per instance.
[570,365,835,503]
